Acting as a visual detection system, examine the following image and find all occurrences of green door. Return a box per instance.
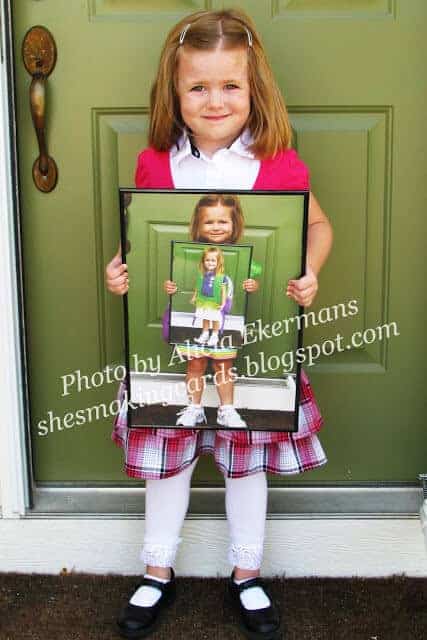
[13,1,427,487]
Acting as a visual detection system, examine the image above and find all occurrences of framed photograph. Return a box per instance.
[168,240,253,350]
[120,189,309,432]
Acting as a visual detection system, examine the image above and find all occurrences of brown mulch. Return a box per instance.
[0,573,426,640]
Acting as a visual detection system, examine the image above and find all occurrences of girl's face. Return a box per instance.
[198,205,234,243]
[204,253,218,271]
[176,46,251,155]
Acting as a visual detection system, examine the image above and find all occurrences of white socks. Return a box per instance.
[130,573,270,611]
[233,577,271,610]
[130,573,170,607]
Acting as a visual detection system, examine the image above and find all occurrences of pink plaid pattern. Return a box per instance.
[111,370,327,479]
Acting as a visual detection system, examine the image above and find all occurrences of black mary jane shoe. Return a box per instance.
[229,571,282,640]
[116,568,176,639]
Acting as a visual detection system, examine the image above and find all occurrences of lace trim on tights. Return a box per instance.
[228,543,263,570]
[140,539,182,568]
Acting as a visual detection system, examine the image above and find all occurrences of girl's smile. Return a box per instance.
[176,46,251,156]
[198,205,234,243]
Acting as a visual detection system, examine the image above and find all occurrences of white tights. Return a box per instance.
[142,457,267,570]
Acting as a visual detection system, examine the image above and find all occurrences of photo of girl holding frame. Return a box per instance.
[191,246,230,348]
[164,194,258,430]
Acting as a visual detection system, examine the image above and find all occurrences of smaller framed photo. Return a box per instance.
[168,241,253,350]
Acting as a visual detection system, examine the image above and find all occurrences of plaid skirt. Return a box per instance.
[111,369,327,479]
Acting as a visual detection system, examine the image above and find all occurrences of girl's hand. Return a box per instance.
[105,249,128,295]
[164,280,178,295]
[243,279,259,293]
[286,266,318,307]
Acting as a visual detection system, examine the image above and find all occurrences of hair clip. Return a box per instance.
[179,23,191,45]
[244,26,253,47]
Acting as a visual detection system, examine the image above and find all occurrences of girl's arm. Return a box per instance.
[286,192,333,307]
[220,284,227,309]
[106,247,129,295]
[190,289,197,305]
[164,280,178,295]
[243,259,261,293]
[243,279,259,293]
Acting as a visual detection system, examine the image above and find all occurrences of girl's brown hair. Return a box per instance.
[199,247,225,275]
[149,9,292,158]
[190,194,244,243]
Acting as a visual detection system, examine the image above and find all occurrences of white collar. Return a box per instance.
[171,128,255,165]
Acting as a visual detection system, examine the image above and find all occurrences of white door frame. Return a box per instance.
[0,0,30,518]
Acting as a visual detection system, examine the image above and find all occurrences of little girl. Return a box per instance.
[191,246,229,348]
[106,8,333,640]
[165,195,256,430]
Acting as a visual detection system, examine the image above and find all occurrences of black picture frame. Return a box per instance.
[119,188,309,432]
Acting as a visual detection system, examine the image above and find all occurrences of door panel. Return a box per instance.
[13,1,427,486]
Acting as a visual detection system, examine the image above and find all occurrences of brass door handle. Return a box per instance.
[22,26,58,192]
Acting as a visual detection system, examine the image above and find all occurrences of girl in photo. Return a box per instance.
[106,8,333,640]
[191,246,230,348]
[164,194,256,430]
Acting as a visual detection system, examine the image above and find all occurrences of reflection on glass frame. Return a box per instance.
[120,189,309,432]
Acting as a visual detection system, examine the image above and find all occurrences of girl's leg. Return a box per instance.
[225,471,271,610]
[186,356,208,404]
[176,358,208,426]
[213,359,246,427]
[142,457,199,575]
[225,471,268,576]
[212,358,234,405]
[127,458,199,610]
[207,319,220,346]
[195,320,210,344]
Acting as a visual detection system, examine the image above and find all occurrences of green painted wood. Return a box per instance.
[13,1,427,486]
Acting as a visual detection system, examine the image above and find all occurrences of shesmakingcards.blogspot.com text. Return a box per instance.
[36,299,400,436]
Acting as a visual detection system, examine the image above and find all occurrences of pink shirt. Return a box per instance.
[135,146,310,191]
